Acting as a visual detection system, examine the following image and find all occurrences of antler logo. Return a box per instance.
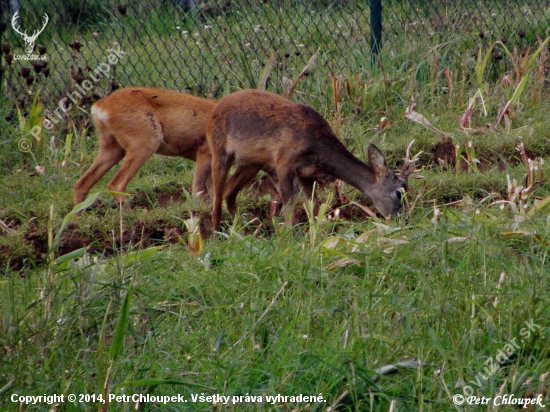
[11,11,49,55]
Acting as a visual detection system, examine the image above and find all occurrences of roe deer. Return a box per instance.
[207,89,407,231]
[73,87,217,206]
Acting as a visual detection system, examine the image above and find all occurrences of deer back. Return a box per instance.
[92,87,217,160]
[209,90,339,167]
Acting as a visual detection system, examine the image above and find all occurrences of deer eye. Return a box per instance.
[395,188,405,200]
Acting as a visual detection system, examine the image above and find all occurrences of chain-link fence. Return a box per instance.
[1,1,549,107]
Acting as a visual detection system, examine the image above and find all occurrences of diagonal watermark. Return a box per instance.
[452,318,545,408]
[17,45,127,153]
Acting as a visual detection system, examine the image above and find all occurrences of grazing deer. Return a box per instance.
[207,90,407,231]
[73,87,217,206]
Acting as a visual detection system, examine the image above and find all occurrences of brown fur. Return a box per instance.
[207,90,407,231]
[73,87,217,206]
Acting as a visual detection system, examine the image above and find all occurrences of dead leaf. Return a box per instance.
[445,236,468,243]
[327,257,361,271]
[404,110,452,139]
[322,236,342,250]
[372,360,427,381]
[350,201,377,218]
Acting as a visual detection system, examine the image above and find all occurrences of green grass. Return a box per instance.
[1,206,549,411]
[1,2,550,411]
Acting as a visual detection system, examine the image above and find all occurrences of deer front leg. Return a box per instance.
[224,163,262,217]
[107,150,154,205]
[211,151,233,232]
[276,165,297,228]
[297,175,318,203]
[296,175,320,217]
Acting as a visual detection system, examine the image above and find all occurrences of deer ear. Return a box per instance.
[368,144,389,174]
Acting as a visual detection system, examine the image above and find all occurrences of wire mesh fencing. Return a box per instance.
[1,0,549,108]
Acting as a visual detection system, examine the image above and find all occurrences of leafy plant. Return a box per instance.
[183,216,203,256]
[100,283,132,412]
[304,184,333,250]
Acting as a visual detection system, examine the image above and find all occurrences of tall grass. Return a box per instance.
[1,2,550,411]
[1,203,549,410]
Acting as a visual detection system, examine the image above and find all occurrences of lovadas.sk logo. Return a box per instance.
[11,11,48,60]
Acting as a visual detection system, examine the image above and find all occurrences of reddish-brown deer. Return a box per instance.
[207,89,407,231]
[73,87,217,206]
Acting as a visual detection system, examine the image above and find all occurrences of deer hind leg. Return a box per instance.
[224,163,263,217]
[106,146,158,205]
[192,143,212,199]
[73,131,125,206]
[106,110,164,205]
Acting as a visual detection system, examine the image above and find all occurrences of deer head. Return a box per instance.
[11,11,49,55]
[360,144,407,219]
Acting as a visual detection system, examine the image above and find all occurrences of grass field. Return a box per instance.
[1,2,550,411]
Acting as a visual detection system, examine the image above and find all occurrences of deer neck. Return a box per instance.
[316,142,377,194]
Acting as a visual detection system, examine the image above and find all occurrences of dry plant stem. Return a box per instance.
[223,281,288,355]
[286,48,319,100]
[100,363,113,412]
[438,362,463,412]
[459,63,466,106]
[404,100,452,139]
[257,50,279,91]
[444,68,453,109]
[331,73,343,112]
[407,178,427,216]
[398,140,425,215]
[119,199,124,250]
[0,219,15,234]
[534,39,547,103]
[43,204,55,327]
[430,54,437,112]
[330,390,350,410]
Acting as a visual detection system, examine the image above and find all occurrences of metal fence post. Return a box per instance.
[370,0,382,63]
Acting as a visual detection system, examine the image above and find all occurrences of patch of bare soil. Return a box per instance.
[430,137,497,172]
[429,136,545,172]
[432,137,456,168]
[1,138,544,271]
[0,214,194,272]
[129,186,188,209]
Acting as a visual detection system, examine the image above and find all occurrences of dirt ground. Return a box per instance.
[0,137,544,271]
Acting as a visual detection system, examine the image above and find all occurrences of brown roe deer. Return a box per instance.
[73,87,216,206]
[207,89,407,231]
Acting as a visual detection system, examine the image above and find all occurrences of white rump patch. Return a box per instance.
[91,105,109,122]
